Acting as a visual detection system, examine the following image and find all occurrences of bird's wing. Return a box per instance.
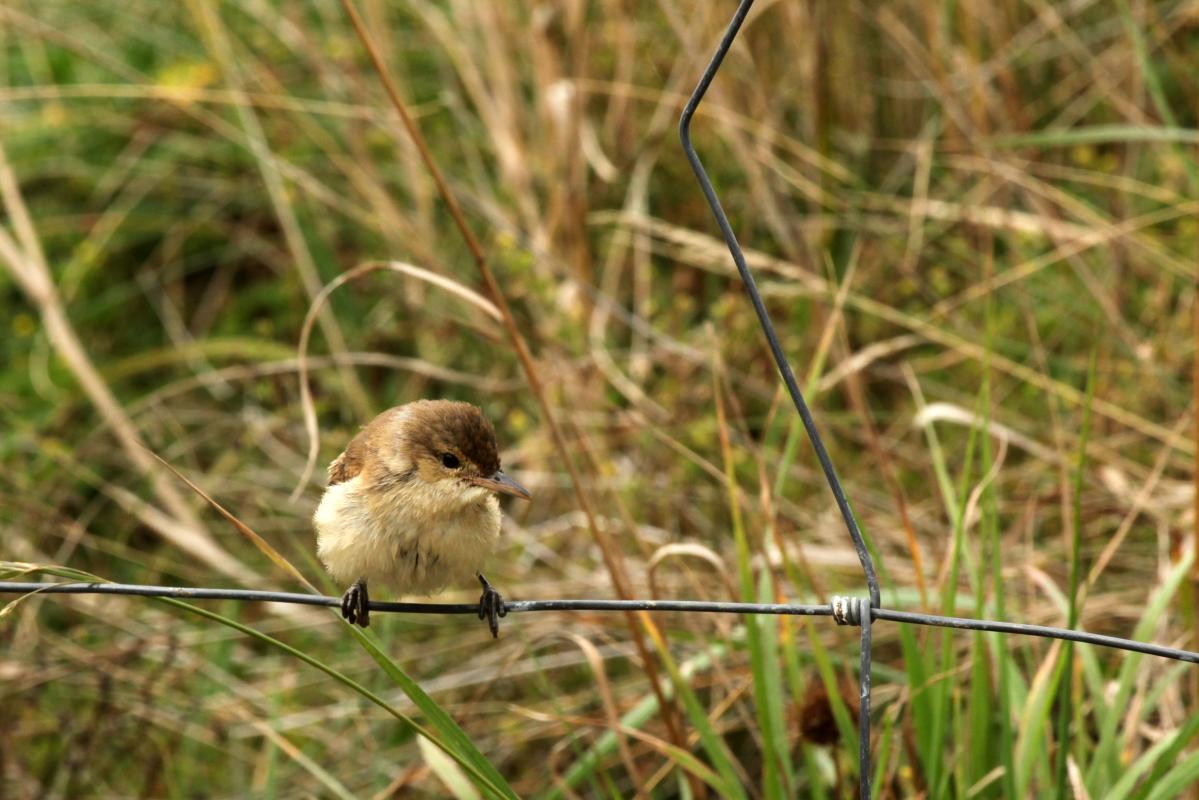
[327,404,410,485]
[327,433,367,485]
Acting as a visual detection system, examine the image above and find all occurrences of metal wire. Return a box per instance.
[2,582,1196,666]
[674,0,1197,793]
[872,607,1199,664]
[858,603,873,790]
[679,2,879,796]
[677,0,881,611]
[0,582,831,617]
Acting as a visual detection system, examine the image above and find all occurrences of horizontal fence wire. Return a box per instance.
[2,582,1196,666]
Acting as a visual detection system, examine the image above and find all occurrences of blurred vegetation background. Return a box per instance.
[3,1,1198,797]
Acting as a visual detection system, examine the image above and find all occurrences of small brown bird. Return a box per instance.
[314,400,530,635]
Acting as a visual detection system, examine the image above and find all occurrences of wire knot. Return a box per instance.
[831,595,866,626]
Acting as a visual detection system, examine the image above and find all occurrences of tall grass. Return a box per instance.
[2,1,1197,796]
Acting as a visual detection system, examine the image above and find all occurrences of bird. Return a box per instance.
[313,399,530,636]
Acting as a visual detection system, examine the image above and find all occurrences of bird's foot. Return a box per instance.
[341,578,370,627]
[477,573,507,638]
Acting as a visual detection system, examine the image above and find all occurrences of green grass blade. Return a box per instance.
[645,623,750,800]
[1108,709,1199,800]
[990,125,1199,149]
[256,724,360,800]
[1013,641,1062,797]
[4,564,517,800]
[418,735,483,800]
[1085,548,1196,791]
[915,391,980,796]
[345,625,518,800]
[1114,0,1199,191]
[716,358,788,798]
[754,572,795,797]
[538,642,736,800]
[1141,751,1199,800]
[1055,352,1096,794]
[180,606,515,800]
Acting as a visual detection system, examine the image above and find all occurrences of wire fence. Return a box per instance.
[677,1,1198,796]
[3,1,1197,798]
[1,578,1197,799]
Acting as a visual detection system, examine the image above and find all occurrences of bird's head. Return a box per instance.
[383,400,530,504]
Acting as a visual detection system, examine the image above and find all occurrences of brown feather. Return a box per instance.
[326,406,402,485]
[327,435,365,485]
[401,400,501,475]
[325,401,502,487]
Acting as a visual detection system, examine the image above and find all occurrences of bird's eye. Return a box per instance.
[441,452,461,469]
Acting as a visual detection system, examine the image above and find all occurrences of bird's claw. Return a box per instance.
[341,578,370,627]
[477,574,507,638]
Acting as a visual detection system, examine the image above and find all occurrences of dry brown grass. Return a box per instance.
[2,1,1197,797]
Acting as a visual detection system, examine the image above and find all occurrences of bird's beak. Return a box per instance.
[470,470,531,501]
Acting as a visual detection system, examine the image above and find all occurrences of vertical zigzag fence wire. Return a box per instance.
[5,1,1199,796]
[678,0,881,793]
[676,0,883,793]
[674,0,1197,796]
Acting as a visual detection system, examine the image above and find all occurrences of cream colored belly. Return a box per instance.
[314,477,501,596]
